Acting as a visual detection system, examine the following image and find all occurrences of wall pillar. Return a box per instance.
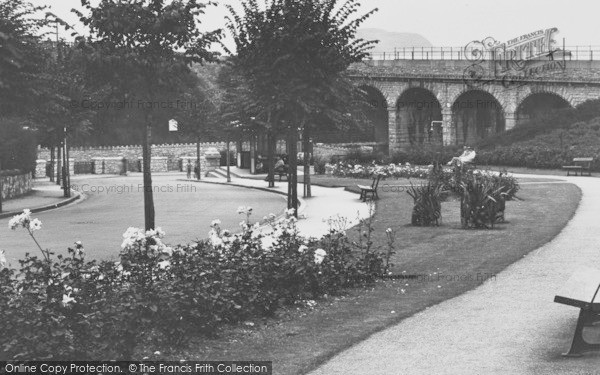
[505,112,517,131]
[442,109,455,146]
[387,107,399,153]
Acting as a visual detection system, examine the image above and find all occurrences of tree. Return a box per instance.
[0,0,50,110]
[226,0,377,212]
[75,0,221,230]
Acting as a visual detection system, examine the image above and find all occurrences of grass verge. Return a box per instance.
[161,176,581,375]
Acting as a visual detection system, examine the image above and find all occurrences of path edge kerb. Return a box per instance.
[0,190,82,219]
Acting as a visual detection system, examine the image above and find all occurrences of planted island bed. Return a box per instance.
[168,175,581,375]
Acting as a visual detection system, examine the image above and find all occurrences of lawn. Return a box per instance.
[165,175,581,375]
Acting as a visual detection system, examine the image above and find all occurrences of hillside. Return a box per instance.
[475,100,600,170]
[357,28,433,52]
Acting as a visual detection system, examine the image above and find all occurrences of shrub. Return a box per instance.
[1,209,386,360]
[459,174,508,229]
[406,182,445,226]
[0,117,37,173]
[391,145,462,166]
[313,153,330,174]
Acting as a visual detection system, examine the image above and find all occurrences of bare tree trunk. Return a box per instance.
[142,115,155,230]
[287,128,298,216]
[62,137,69,198]
[196,137,201,180]
[49,146,55,182]
[267,130,275,188]
[56,143,62,186]
[303,125,311,198]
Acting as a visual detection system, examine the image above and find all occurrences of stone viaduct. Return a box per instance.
[348,58,600,152]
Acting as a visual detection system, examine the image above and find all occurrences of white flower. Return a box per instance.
[314,248,326,264]
[386,228,392,234]
[8,209,33,230]
[211,219,221,227]
[157,260,171,270]
[285,208,296,217]
[161,247,173,257]
[0,250,7,269]
[62,293,76,307]
[298,245,308,254]
[29,218,42,231]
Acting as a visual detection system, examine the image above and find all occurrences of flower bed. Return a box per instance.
[325,161,432,179]
[0,208,391,360]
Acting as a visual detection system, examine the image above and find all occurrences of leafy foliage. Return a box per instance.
[476,99,600,170]
[459,172,510,229]
[225,0,378,210]
[0,210,385,359]
[0,118,37,172]
[0,0,51,113]
[406,182,445,226]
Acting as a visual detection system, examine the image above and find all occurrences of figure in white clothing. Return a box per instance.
[447,146,476,167]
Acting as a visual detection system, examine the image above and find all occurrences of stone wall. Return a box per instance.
[37,143,235,172]
[349,60,600,82]
[138,157,168,173]
[92,157,126,174]
[1,171,33,200]
[35,160,46,178]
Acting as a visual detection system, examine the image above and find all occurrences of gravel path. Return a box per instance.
[309,174,600,375]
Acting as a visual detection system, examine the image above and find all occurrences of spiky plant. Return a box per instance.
[406,182,445,226]
[459,175,508,229]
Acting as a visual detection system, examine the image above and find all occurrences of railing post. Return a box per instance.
[576,46,578,60]
[412,47,414,60]
[403,47,406,59]
[421,46,424,60]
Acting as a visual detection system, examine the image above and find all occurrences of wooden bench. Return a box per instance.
[554,266,600,357]
[563,157,593,176]
[357,175,382,202]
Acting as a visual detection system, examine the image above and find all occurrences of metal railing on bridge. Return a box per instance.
[366,46,600,61]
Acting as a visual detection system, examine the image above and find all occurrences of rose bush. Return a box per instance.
[0,209,386,360]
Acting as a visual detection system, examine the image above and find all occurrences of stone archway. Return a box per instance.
[516,92,572,127]
[452,90,505,145]
[396,88,443,146]
[359,85,390,145]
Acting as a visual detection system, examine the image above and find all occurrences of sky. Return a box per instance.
[32,0,600,50]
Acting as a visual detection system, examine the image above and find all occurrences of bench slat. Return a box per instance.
[573,158,594,162]
[555,267,600,309]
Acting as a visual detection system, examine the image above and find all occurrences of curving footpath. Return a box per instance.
[191,175,373,239]
[309,174,600,375]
